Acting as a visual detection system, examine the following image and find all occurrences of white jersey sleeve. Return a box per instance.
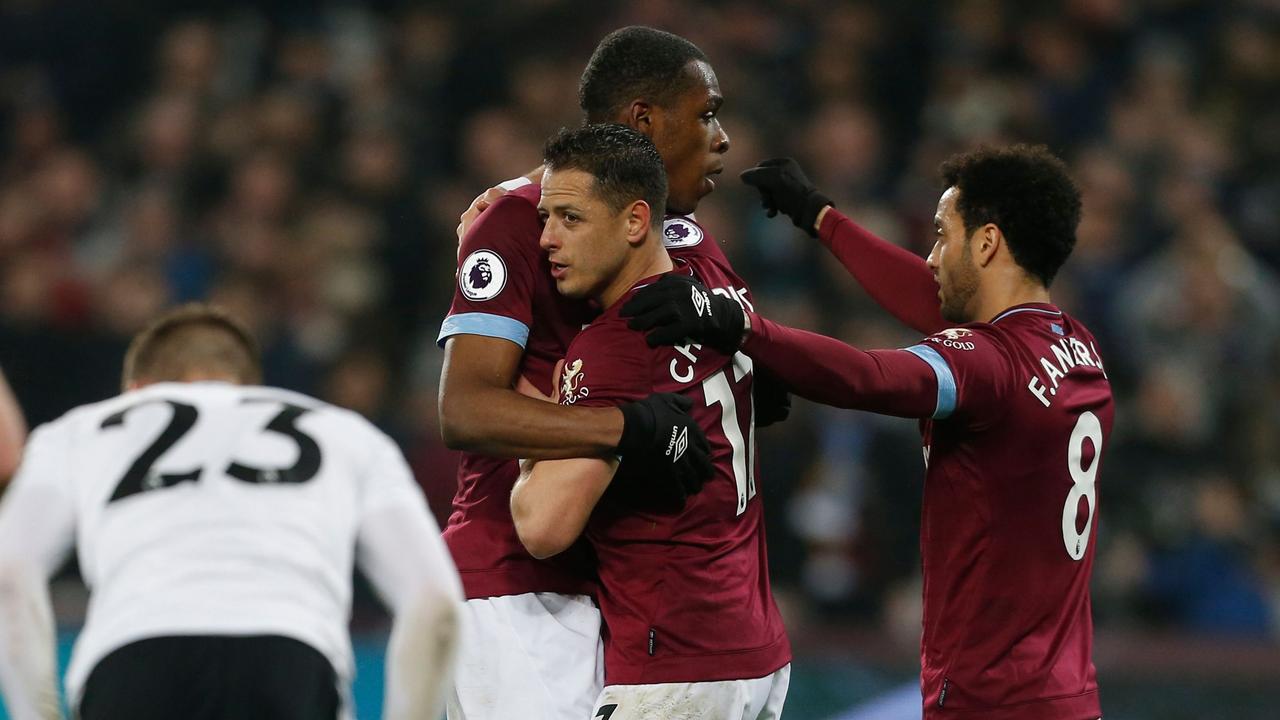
[354,429,463,719]
[0,424,77,720]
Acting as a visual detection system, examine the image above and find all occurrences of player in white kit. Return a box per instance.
[0,304,463,720]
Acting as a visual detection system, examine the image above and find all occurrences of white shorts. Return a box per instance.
[592,663,790,720]
[447,592,603,720]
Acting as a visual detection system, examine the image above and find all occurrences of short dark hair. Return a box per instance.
[543,123,667,228]
[940,144,1082,287]
[579,26,708,122]
[123,303,262,387]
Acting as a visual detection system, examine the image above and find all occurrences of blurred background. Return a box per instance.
[1,0,1278,718]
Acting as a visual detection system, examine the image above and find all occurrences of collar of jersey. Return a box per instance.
[990,302,1063,324]
[604,260,697,316]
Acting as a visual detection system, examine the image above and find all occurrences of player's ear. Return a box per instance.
[974,223,1001,267]
[627,100,655,138]
[625,200,651,246]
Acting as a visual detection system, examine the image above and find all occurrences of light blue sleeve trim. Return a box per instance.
[437,313,530,349]
[904,344,957,419]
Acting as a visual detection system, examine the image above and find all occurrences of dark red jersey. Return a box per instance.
[557,224,791,685]
[912,306,1111,719]
[438,180,597,599]
[744,303,1112,719]
[438,202,751,601]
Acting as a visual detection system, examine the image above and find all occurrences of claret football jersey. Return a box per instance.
[438,180,597,599]
[437,199,752,603]
[555,229,791,685]
[906,304,1113,719]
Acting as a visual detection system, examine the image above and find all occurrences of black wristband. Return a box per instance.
[616,399,655,456]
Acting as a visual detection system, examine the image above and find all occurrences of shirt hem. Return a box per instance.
[605,634,791,685]
[924,687,1100,719]
[456,566,596,600]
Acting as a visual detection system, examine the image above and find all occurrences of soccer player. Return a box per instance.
[512,124,790,720]
[0,304,463,720]
[625,146,1112,719]
[438,26,784,720]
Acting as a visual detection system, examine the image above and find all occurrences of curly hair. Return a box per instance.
[940,144,1082,287]
[579,26,708,123]
[543,123,668,228]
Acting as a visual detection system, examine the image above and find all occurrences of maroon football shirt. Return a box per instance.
[911,306,1111,719]
[438,181,597,599]
[437,200,754,601]
[744,303,1112,719]
[556,221,791,685]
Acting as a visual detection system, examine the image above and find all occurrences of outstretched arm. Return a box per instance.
[814,207,947,335]
[741,159,946,335]
[624,276,1007,423]
[742,312,944,418]
[621,274,941,417]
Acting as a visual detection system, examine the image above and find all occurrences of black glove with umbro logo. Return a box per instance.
[614,393,713,511]
[622,274,746,355]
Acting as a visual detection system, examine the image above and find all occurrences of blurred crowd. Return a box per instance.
[1,0,1278,642]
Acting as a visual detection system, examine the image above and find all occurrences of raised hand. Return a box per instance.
[739,158,833,237]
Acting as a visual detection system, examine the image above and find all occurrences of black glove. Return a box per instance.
[620,274,745,354]
[752,366,791,427]
[615,393,714,510]
[740,158,833,237]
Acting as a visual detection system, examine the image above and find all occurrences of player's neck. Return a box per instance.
[974,273,1052,323]
[598,243,674,308]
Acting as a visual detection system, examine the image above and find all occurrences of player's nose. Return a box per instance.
[539,225,559,252]
[712,125,729,155]
[925,241,941,270]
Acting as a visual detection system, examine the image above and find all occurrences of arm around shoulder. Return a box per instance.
[439,334,625,458]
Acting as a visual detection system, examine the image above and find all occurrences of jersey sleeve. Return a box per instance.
[557,323,652,409]
[817,208,947,335]
[742,314,939,418]
[356,423,434,522]
[901,326,1014,423]
[437,194,543,349]
[0,423,77,577]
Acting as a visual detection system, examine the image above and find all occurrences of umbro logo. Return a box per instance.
[665,426,689,462]
[691,286,711,318]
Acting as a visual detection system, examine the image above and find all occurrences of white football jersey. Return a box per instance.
[13,381,428,701]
